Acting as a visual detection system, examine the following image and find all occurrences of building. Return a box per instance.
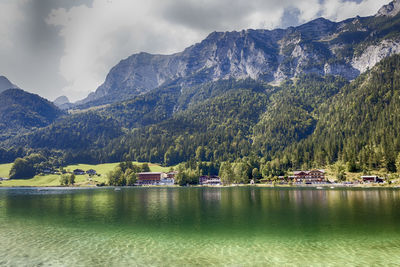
[361,175,383,183]
[160,177,175,185]
[73,169,85,175]
[166,171,178,179]
[199,175,221,185]
[42,169,52,174]
[86,169,97,176]
[294,169,325,183]
[137,172,165,185]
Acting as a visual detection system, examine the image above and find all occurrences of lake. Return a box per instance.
[1,187,400,266]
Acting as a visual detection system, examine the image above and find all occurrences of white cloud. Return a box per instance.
[321,0,389,21]
[40,0,392,101]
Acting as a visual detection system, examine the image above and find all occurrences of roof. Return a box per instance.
[294,169,325,174]
[138,172,163,175]
[294,171,309,175]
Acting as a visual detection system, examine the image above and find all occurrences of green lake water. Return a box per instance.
[1,187,400,266]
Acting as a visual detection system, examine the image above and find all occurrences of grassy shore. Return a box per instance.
[1,161,398,188]
[0,162,172,187]
[0,163,12,178]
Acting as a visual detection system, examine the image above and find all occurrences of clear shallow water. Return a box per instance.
[1,187,400,266]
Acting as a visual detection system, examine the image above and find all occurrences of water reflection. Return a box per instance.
[1,187,400,236]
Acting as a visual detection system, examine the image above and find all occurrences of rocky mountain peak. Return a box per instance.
[76,0,400,108]
[376,0,400,17]
[0,75,18,93]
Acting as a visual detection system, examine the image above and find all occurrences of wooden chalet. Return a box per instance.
[86,169,97,176]
[361,175,383,183]
[293,169,325,183]
[73,169,85,175]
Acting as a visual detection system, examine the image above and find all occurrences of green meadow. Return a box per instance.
[0,163,13,178]
[0,162,173,187]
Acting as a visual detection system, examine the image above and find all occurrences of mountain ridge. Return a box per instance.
[76,1,400,107]
[0,88,64,141]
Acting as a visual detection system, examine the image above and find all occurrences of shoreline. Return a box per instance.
[0,184,398,189]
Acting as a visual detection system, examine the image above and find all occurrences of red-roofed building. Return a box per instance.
[137,172,165,185]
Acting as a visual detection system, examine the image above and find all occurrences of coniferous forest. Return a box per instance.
[2,54,400,180]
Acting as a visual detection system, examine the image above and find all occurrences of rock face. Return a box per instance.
[0,75,18,93]
[79,1,400,107]
[352,39,400,73]
[376,0,400,17]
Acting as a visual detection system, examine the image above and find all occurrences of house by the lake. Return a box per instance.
[137,172,165,185]
[73,169,85,175]
[86,169,97,176]
[361,175,383,183]
[137,171,177,185]
[199,175,222,185]
[293,169,326,183]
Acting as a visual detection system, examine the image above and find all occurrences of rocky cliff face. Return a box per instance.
[376,0,400,17]
[78,0,400,107]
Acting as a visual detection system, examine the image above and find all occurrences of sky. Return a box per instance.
[0,0,391,102]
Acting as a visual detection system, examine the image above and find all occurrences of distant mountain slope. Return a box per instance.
[78,0,400,107]
[280,53,400,171]
[0,89,64,140]
[53,95,74,110]
[0,76,18,93]
[100,54,400,167]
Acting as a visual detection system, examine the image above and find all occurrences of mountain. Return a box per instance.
[53,96,73,110]
[2,1,400,172]
[377,0,400,17]
[0,75,18,93]
[277,53,400,172]
[0,89,64,140]
[78,0,400,107]
[17,54,400,169]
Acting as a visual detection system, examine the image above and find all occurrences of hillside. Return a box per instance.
[76,1,400,108]
[4,54,400,172]
[0,89,64,140]
[278,53,400,172]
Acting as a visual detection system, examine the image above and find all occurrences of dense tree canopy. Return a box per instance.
[3,55,400,180]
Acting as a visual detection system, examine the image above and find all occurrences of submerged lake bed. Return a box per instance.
[1,187,400,266]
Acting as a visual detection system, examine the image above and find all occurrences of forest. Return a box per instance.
[2,54,400,181]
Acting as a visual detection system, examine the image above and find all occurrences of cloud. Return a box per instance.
[321,0,389,21]
[0,0,392,101]
[0,0,91,100]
